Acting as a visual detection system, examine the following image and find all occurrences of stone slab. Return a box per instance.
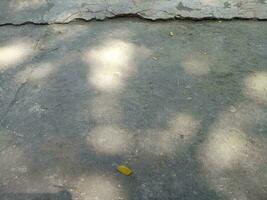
[0,0,267,24]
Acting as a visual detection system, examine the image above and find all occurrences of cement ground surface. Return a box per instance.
[0,19,267,200]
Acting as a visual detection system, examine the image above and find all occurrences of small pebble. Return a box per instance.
[230,105,237,113]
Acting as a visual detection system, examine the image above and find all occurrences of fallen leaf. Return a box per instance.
[116,165,132,176]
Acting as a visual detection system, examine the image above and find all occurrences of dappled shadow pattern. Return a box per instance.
[0,19,267,200]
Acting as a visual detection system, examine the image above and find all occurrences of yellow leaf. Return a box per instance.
[116,165,132,176]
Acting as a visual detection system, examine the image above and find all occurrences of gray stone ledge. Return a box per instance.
[0,0,267,25]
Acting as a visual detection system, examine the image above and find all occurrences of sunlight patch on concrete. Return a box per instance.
[84,39,135,91]
[75,174,127,200]
[199,104,265,171]
[87,126,132,155]
[198,103,267,199]
[84,39,151,91]
[200,126,267,199]
[244,71,267,104]
[140,113,200,156]
[181,55,210,75]
[199,103,267,171]
[0,41,32,71]
[203,128,248,170]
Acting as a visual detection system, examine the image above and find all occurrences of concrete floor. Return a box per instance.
[0,19,267,200]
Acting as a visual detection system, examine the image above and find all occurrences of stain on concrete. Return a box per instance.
[224,2,231,8]
[176,2,200,12]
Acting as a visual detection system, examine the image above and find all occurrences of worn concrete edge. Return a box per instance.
[0,14,266,27]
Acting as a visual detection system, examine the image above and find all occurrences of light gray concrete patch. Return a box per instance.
[0,0,267,24]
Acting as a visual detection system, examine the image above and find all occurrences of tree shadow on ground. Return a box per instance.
[0,19,267,200]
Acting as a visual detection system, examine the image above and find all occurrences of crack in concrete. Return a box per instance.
[0,81,28,125]
[0,15,266,27]
[0,22,49,26]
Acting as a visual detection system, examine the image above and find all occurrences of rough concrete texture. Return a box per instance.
[0,19,267,200]
[0,0,267,24]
